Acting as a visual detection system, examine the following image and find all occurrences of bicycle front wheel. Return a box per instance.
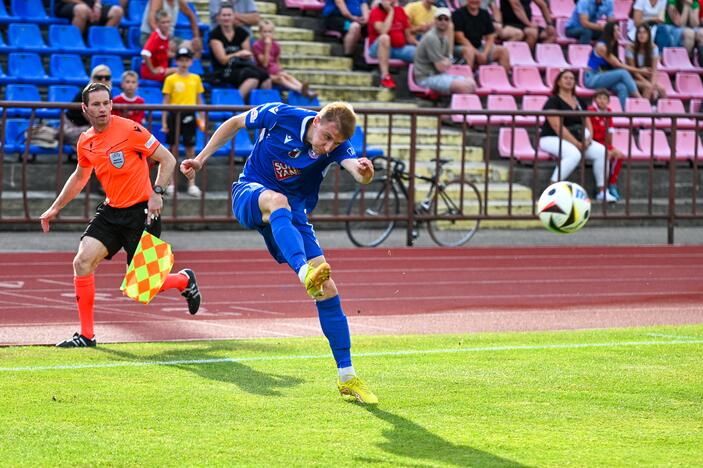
[345,178,400,247]
[427,180,481,247]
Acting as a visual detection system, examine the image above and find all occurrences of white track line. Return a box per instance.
[645,333,700,340]
[1,339,701,373]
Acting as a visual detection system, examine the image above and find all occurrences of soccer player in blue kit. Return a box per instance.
[181,102,378,404]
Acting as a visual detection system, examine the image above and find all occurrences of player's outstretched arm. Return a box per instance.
[181,112,247,180]
[341,157,375,185]
[40,165,92,233]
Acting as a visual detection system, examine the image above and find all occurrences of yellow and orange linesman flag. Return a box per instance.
[120,231,174,304]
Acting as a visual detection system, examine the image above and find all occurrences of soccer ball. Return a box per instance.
[537,181,591,234]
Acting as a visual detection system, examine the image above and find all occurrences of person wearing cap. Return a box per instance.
[162,47,205,197]
[64,65,114,147]
[414,8,476,96]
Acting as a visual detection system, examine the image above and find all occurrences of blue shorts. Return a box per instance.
[231,181,324,265]
[369,40,416,62]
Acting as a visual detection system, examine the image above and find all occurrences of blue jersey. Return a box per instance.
[241,103,357,209]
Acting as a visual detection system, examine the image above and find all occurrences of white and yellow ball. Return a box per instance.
[537,181,591,234]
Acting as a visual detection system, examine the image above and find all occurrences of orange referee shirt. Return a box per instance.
[77,115,160,208]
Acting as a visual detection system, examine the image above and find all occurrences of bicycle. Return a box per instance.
[345,157,482,247]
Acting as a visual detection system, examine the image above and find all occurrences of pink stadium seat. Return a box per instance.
[611,128,649,160]
[512,66,551,94]
[605,96,630,127]
[498,127,552,161]
[690,98,702,112]
[556,18,577,45]
[675,130,703,160]
[363,38,406,67]
[675,72,703,98]
[638,129,671,160]
[624,97,655,127]
[476,65,523,96]
[655,71,685,99]
[449,93,487,126]
[407,64,432,95]
[487,94,519,124]
[504,41,539,67]
[613,0,633,20]
[655,99,699,129]
[660,48,697,73]
[446,64,473,78]
[536,43,571,69]
[521,95,548,125]
[551,0,575,18]
[567,44,592,68]
[284,0,324,10]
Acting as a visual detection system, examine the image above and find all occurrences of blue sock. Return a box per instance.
[269,208,307,273]
[316,295,352,368]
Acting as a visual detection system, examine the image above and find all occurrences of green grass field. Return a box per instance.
[1,325,702,467]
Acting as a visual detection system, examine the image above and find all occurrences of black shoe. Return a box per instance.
[56,332,96,348]
[179,268,201,315]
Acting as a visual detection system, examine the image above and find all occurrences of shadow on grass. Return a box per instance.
[363,406,526,467]
[97,344,304,397]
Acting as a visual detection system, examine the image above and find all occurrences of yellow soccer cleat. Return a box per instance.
[304,261,331,299]
[338,377,379,404]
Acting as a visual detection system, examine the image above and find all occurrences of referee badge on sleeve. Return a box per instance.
[109,151,125,169]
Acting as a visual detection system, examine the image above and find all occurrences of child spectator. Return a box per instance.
[252,20,317,98]
[587,89,625,200]
[112,71,146,124]
[162,47,205,197]
[141,10,178,82]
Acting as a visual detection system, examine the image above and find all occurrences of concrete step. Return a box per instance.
[380,144,484,163]
[279,41,332,56]
[314,85,394,103]
[256,1,278,14]
[251,25,314,41]
[194,1,278,20]
[287,69,375,87]
[365,128,465,146]
[412,182,534,202]
[357,114,440,128]
[279,55,353,71]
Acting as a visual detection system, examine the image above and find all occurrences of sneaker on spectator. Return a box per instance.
[380,74,396,89]
[165,185,175,197]
[596,190,617,203]
[608,184,621,200]
[187,185,202,197]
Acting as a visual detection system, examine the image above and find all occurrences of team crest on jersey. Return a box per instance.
[288,149,302,158]
[308,148,321,160]
[109,151,125,169]
[347,146,356,157]
[249,108,258,122]
[273,160,301,180]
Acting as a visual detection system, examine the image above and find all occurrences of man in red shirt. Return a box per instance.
[40,82,201,348]
[368,0,418,89]
[112,71,146,124]
[140,9,178,82]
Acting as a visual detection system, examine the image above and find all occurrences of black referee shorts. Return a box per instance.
[82,201,161,264]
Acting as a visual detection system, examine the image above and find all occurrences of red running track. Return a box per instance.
[1,246,702,345]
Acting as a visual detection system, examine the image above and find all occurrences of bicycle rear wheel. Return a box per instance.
[427,180,481,247]
[345,177,400,247]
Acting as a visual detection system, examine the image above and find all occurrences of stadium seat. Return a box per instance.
[7,23,48,53]
[476,65,522,96]
[363,38,406,68]
[88,26,132,56]
[285,0,325,11]
[498,127,551,161]
[613,0,632,20]
[0,61,10,84]
[550,0,575,17]
[607,96,630,127]
[41,85,81,118]
[3,119,63,155]
[407,64,433,97]
[0,1,18,24]
[127,27,142,51]
[5,84,42,117]
[122,0,147,27]
[234,129,255,157]
[660,47,697,74]
[249,89,283,106]
[544,67,592,96]
[675,72,703,98]
[49,24,89,54]
[556,18,577,45]
[486,95,519,124]
[654,99,699,129]
[503,42,539,67]
[50,54,90,85]
[674,130,703,160]
[8,52,53,85]
[449,93,486,126]
[0,30,11,54]
[90,55,125,85]
[624,97,655,127]
[655,71,684,99]
[611,128,649,160]
[351,126,384,159]
[567,44,592,68]
[138,86,164,120]
[11,0,67,24]
[535,43,571,69]
[209,88,245,121]
[129,57,162,88]
[175,2,207,30]
[638,129,671,160]
[519,95,548,125]
[512,66,551,95]
[287,91,320,107]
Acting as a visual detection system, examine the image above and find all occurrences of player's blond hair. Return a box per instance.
[319,102,356,140]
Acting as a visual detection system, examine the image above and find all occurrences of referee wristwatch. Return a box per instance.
[153,185,165,196]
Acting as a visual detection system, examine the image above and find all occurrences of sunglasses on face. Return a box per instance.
[436,16,450,21]
[93,75,111,81]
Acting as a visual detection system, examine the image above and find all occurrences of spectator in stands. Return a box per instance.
[405,0,438,38]
[565,0,615,44]
[500,0,556,50]
[140,10,179,82]
[64,65,113,146]
[368,0,419,89]
[162,47,205,197]
[584,21,643,108]
[209,0,261,35]
[666,0,703,60]
[253,20,318,98]
[628,0,683,50]
[452,0,510,73]
[413,8,476,95]
[54,0,124,34]
[112,71,146,124]
[141,0,202,56]
[587,88,625,200]
[480,0,526,42]
[626,24,667,101]
[539,69,616,203]
[209,2,272,101]
[322,0,370,58]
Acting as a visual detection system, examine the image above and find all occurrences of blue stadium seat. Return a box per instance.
[5,84,42,117]
[49,24,89,54]
[127,27,142,51]
[130,56,163,88]
[50,54,90,85]
[0,62,10,84]
[287,91,320,107]
[209,88,244,121]
[138,86,164,120]
[234,130,254,157]
[0,32,11,55]
[11,0,67,25]
[40,85,81,118]
[351,126,384,158]
[8,23,49,53]
[90,55,125,85]
[8,53,54,85]
[0,2,17,24]
[249,89,283,106]
[3,119,64,156]
[169,57,205,76]
[176,2,207,30]
[122,0,147,28]
[88,26,133,56]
